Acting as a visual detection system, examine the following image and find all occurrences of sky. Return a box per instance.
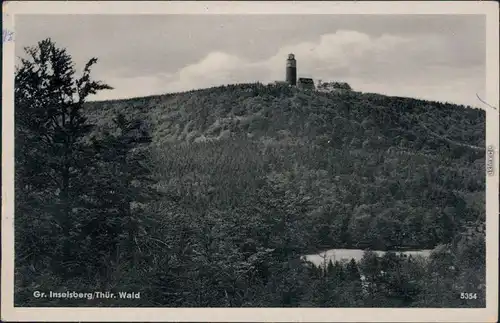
[15,14,486,106]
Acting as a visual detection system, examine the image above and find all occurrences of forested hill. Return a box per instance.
[85,82,486,253]
[16,40,486,308]
[86,82,485,151]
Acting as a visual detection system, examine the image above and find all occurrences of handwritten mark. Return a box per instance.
[476,93,497,110]
[3,29,14,43]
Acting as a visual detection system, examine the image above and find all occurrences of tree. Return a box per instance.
[359,250,383,304]
[343,259,364,306]
[346,259,361,281]
[85,113,157,277]
[15,38,112,279]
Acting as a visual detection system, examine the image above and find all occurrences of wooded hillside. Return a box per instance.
[85,81,486,252]
[15,39,486,308]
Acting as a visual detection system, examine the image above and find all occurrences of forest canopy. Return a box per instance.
[15,39,486,308]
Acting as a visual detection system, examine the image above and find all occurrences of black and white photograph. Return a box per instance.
[2,1,499,322]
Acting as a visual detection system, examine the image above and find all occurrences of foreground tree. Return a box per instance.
[15,38,112,295]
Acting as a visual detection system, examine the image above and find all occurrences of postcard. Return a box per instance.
[2,1,498,322]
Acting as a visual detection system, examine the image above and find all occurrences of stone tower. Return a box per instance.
[286,53,297,86]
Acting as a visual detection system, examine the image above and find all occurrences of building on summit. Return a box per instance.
[286,53,297,86]
[285,53,352,92]
[317,80,352,92]
[285,53,315,90]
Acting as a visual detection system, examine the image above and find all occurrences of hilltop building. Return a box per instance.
[285,54,353,92]
[317,81,352,92]
[285,53,315,90]
[286,53,297,86]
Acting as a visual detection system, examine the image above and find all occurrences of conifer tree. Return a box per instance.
[15,38,112,278]
[89,113,157,270]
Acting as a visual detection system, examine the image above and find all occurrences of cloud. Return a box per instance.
[92,73,175,101]
[168,52,251,92]
[91,29,484,106]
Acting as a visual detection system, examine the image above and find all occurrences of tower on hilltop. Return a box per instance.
[286,53,297,86]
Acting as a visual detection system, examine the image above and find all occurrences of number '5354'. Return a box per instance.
[460,293,478,300]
